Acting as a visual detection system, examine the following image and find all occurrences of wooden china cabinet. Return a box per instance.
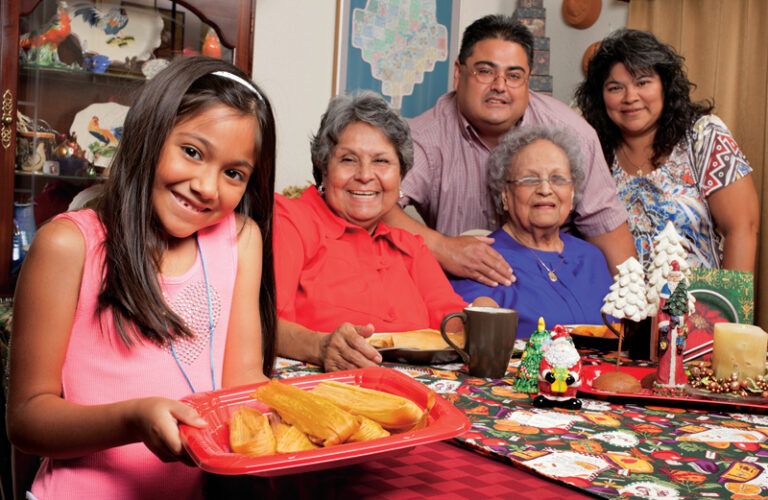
[0,0,256,296]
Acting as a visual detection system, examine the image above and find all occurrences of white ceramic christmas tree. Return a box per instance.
[644,222,695,365]
[646,222,694,315]
[601,257,649,366]
[602,257,649,323]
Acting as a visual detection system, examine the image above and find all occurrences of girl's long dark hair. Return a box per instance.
[575,29,713,167]
[96,56,277,374]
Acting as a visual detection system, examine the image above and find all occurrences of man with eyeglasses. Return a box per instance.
[383,14,635,287]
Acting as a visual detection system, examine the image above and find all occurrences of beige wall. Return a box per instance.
[253,1,627,191]
[545,0,628,103]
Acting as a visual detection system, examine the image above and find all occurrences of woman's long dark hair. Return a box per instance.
[96,56,277,374]
[575,29,713,167]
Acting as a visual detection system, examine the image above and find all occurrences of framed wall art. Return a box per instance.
[333,0,459,118]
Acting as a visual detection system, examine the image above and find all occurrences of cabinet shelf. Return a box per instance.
[14,170,107,182]
[20,65,148,84]
[1,0,257,295]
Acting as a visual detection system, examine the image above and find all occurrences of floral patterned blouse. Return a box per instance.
[611,115,752,270]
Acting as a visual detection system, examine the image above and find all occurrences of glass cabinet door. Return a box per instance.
[8,0,240,289]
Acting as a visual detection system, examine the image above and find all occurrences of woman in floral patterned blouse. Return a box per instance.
[576,29,758,272]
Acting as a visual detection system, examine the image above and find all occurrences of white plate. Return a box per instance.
[70,102,130,167]
[68,3,163,64]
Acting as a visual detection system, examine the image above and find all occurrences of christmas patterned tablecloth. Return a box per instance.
[274,357,768,500]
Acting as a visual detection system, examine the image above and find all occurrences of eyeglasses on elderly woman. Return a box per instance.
[505,175,573,188]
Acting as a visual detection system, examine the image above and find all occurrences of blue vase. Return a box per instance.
[13,202,37,251]
[11,223,25,277]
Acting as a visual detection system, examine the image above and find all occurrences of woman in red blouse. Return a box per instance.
[274,92,477,371]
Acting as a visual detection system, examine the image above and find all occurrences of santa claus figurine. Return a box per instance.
[654,260,691,391]
[533,325,583,410]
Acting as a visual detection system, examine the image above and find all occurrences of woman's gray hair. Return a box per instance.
[487,126,586,216]
[311,91,413,186]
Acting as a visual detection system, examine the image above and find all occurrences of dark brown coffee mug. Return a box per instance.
[440,306,519,378]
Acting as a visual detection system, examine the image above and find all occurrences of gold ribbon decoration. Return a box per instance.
[1,89,14,150]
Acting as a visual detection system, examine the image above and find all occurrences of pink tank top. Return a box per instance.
[31,209,237,499]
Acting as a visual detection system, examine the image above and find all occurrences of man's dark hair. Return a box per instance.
[458,15,534,70]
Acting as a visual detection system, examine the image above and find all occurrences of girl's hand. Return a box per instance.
[127,397,208,464]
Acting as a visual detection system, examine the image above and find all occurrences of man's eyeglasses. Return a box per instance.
[466,65,528,89]
[506,175,573,188]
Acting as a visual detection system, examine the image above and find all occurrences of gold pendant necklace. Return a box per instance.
[619,145,651,176]
[527,248,564,282]
[503,223,565,282]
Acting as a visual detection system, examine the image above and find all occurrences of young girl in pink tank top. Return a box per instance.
[8,57,277,499]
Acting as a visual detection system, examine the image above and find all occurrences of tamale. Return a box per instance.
[348,415,390,442]
[229,406,276,456]
[311,381,426,431]
[271,422,318,453]
[253,380,359,446]
[367,335,394,349]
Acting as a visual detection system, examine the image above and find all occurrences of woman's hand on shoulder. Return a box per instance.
[125,397,207,464]
[321,323,382,372]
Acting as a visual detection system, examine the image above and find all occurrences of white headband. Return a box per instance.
[212,70,264,101]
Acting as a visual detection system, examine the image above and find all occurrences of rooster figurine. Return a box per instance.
[19,1,72,67]
[73,4,128,35]
[87,116,121,146]
[533,325,583,410]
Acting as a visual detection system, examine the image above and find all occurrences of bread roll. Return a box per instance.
[593,371,642,394]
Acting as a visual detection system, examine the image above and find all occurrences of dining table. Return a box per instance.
[205,346,768,500]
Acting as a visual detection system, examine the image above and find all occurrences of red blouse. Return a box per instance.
[274,187,466,332]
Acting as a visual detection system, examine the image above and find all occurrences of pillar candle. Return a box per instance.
[711,323,768,380]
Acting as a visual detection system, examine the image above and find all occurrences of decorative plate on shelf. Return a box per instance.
[70,102,129,168]
[67,3,163,64]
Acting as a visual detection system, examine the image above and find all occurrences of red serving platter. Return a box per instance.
[579,362,768,413]
[179,366,471,476]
